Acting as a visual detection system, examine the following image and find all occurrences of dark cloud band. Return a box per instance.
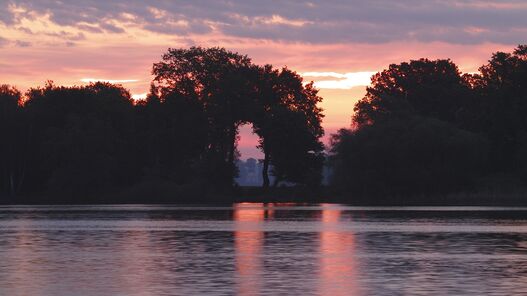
[1,0,527,44]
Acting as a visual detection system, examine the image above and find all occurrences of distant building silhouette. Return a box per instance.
[236,158,276,186]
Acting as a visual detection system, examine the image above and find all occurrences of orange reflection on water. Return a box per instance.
[4,221,34,296]
[234,203,265,296]
[319,204,359,296]
[117,228,154,295]
[266,203,275,220]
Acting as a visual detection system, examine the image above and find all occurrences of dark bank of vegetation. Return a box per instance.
[0,47,324,203]
[2,45,527,205]
[330,44,527,204]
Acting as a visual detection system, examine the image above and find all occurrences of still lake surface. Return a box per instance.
[1,204,527,295]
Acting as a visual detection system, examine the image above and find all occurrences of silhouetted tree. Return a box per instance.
[465,45,527,173]
[152,47,258,189]
[330,117,488,198]
[23,82,136,197]
[136,83,208,184]
[330,45,527,199]
[0,85,24,197]
[152,47,326,189]
[353,59,470,127]
[5,45,527,202]
[252,66,325,188]
[331,58,492,198]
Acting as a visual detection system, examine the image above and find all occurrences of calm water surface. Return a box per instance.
[1,204,527,295]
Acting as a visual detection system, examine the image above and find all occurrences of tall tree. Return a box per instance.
[0,85,23,197]
[353,59,469,127]
[465,45,527,172]
[153,48,326,189]
[253,67,325,187]
[152,47,257,188]
[331,58,488,198]
[135,83,208,184]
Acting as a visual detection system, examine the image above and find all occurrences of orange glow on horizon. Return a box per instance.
[80,78,139,83]
[0,3,519,158]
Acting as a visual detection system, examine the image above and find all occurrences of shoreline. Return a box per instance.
[2,188,527,207]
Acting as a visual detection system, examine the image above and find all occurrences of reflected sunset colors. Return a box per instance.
[319,204,358,296]
[233,203,358,296]
[3,204,527,295]
[234,203,265,295]
[2,219,33,296]
[2,1,527,295]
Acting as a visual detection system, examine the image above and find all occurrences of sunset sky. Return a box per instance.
[1,0,526,158]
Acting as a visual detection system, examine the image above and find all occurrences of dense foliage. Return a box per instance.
[0,47,325,200]
[330,45,527,199]
[4,45,526,202]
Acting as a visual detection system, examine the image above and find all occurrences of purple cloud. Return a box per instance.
[1,0,526,45]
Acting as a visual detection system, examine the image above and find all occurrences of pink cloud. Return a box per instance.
[0,1,523,158]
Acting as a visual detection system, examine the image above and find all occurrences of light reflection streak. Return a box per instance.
[234,203,265,296]
[3,219,34,295]
[319,203,359,296]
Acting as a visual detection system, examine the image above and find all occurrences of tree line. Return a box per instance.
[0,47,324,201]
[330,45,527,200]
[3,45,527,202]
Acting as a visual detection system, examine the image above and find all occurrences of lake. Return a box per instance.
[1,204,527,295]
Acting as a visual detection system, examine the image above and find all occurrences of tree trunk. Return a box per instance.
[273,176,280,187]
[227,123,238,185]
[9,172,15,197]
[16,123,33,195]
[262,151,270,188]
[228,125,237,165]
